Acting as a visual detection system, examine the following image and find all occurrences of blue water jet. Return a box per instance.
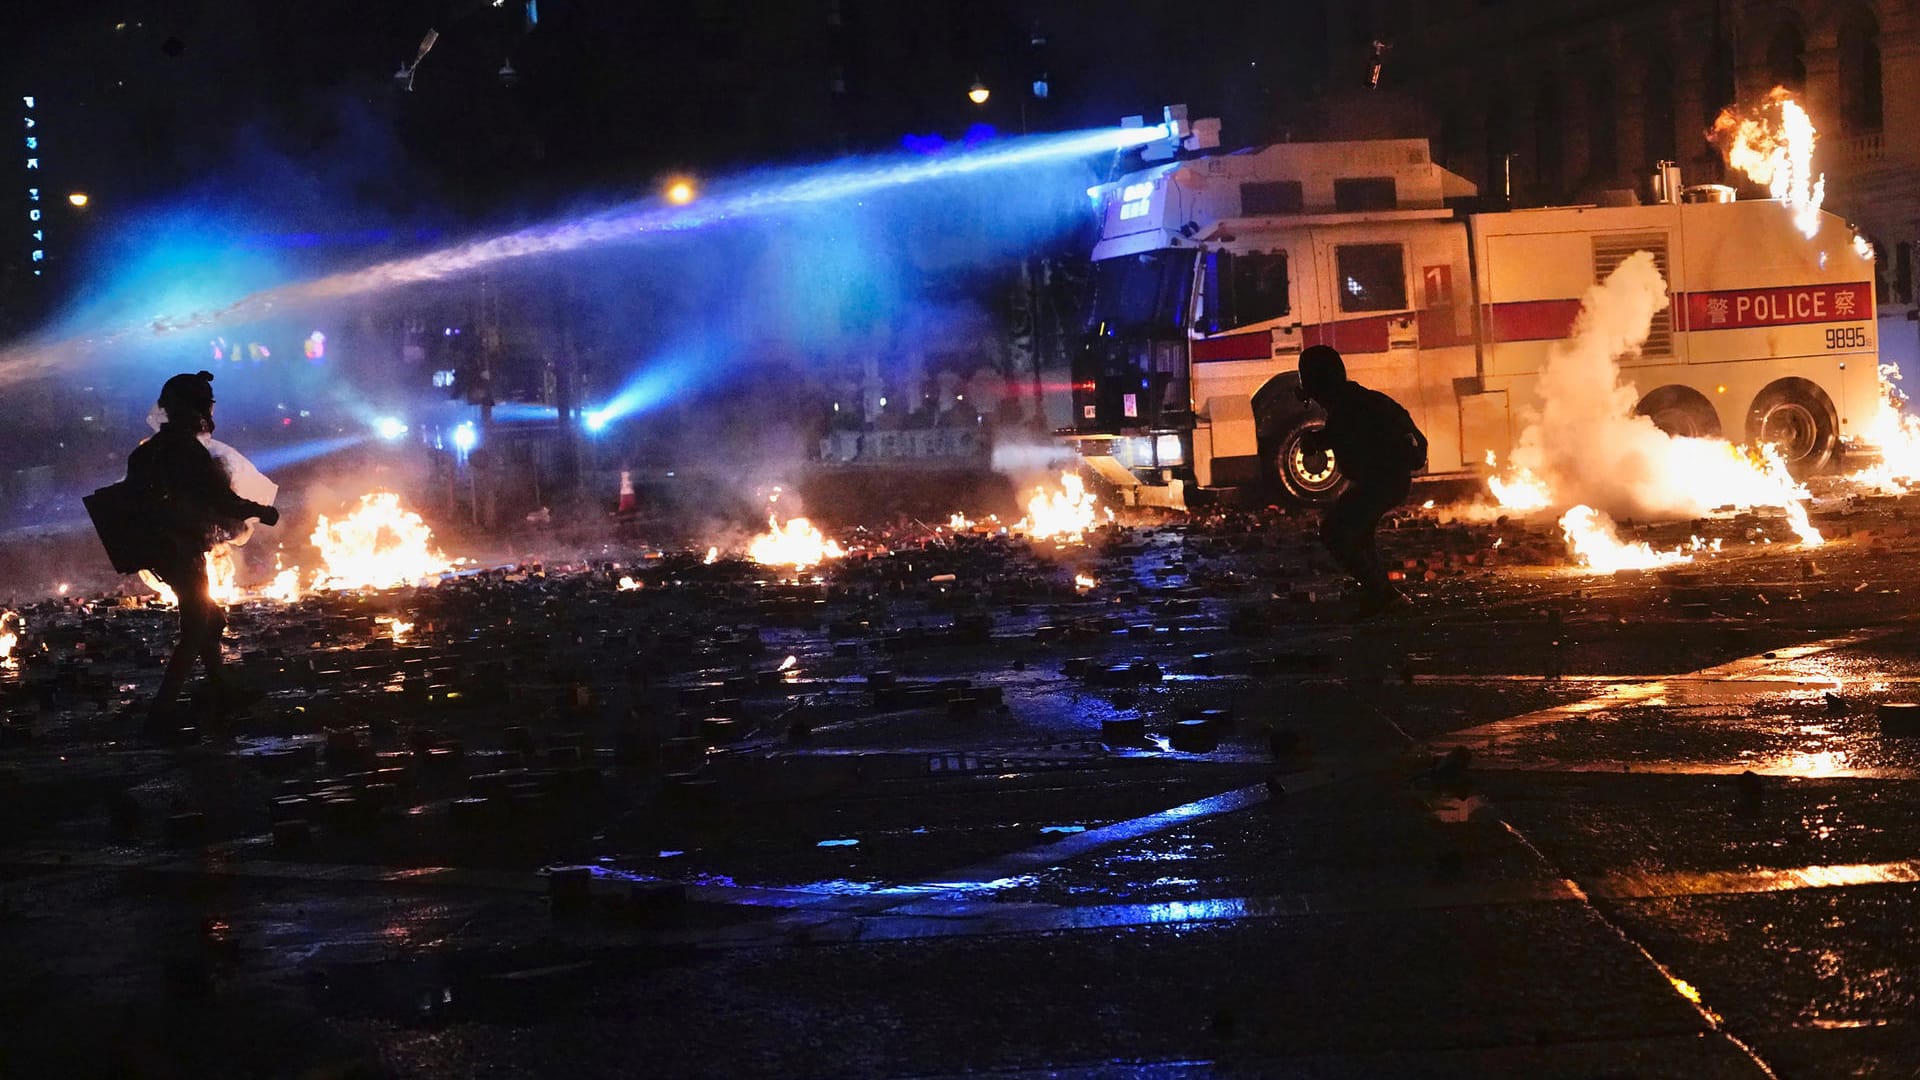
[0,124,1170,386]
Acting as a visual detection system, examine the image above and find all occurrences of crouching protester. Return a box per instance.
[1294,345,1428,617]
[123,371,280,731]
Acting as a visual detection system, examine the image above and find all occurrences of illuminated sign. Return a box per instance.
[21,95,40,274]
[1116,180,1154,222]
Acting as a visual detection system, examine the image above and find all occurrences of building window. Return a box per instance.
[1839,13,1882,133]
[1332,177,1396,211]
[1239,181,1303,215]
[1766,22,1806,91]
[1335,244,1407,312]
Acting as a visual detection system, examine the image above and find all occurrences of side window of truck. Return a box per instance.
[1335,244,1408,312]
[1202,250,1290,332]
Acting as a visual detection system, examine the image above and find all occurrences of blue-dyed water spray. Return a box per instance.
[218,433,371,474]
[0,125,1168,386]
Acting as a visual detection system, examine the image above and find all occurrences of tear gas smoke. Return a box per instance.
[1501,251,1818,539]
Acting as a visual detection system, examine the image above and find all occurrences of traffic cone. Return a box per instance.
[618,469,637,513]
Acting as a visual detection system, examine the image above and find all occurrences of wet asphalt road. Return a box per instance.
[3,499,1920,1078]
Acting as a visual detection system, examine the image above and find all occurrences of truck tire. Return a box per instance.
[1746,379,1837,476]
[1265,416,1345,505]
[1634,385,1722,439]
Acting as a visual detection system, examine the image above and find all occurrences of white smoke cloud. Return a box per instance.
[1509,251,1811,524]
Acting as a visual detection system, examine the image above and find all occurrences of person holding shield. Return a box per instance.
[123,371,279,729]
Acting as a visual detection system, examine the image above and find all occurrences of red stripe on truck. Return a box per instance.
[1418,306,1474,349]
[1189,330,1271,361]
[1189,280,1875,364]
[1484,298,1583,343]
[1303,315,1391,353]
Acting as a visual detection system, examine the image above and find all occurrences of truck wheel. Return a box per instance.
[1634,385,1722,439]
[1266,416,1345,505]
[1746,379,1837,476]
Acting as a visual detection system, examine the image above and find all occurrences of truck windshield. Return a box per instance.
[1086,250,1196,335]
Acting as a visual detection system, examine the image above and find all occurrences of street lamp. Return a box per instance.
[66,193,88,208]
[968,79,990,105]
[665,178,696,205]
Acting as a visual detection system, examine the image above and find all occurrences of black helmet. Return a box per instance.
[1297,345,1346,399]
[158,370,215,415]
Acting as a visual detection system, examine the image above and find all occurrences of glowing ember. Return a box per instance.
[703,546,719,565]
[1712,87,1825,239]
[948,512,975,531]
[374,616,414,643]
[747,514,845,569]
[1560,506,1692,573]
[0,611,19,666]
[309,492,453,591]
[1074,573,1097,591]
[55,583,69,596]
[1014,472,1110,542]
[616,575,642,591]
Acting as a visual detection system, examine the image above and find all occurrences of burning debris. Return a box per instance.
[1013,472,1111,543]
[0,610,19,666]
[747,514,845,570]
[1712,86,1825,240]
[1848,365,1920,493]
[262,556,302,604]
[1485,453,1550,512]
[1558,506,1693,573]
[138,546,244,607]
[309,492,453,592]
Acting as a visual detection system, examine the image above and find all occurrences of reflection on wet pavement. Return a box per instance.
[15,511,1920,1075]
